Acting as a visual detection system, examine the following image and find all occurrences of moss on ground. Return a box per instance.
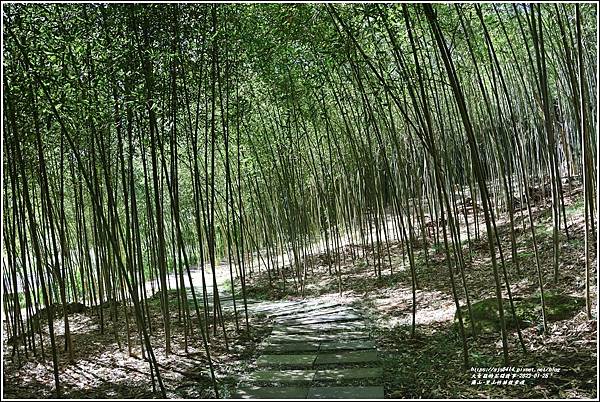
[456,291,585,334]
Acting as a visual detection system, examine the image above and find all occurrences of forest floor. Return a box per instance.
[239,187,598,399]
[2,186,597,399]
[2,288,272,399]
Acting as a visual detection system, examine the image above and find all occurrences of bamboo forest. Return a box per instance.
[1,1,598,400]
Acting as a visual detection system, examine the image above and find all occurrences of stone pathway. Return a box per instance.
[232,298,383,399]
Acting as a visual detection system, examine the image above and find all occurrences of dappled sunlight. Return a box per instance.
[371,287,457,326]
[3,293,272,399]
[2,1,597,399]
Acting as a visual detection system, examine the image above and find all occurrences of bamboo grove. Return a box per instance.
[2,2,597,397]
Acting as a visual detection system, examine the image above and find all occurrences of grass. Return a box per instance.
[566,198,585,216]
[221,279,233,293]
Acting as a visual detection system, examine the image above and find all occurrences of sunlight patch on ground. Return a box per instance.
[370,287,456,327]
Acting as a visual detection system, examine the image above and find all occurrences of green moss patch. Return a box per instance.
[455,292,585,334]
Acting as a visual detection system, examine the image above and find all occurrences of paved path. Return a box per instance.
[232,298,383,399]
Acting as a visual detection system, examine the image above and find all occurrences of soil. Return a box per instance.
[239,188,597,399]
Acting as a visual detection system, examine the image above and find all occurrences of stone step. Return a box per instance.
[233,386,308,399]
[271,326,323,335]
[270,324,366,336]
[307,386,384,399]
[274,321,367,333]
[274,307,357,320]
[245,369,315,384]
[256,350,378,368]
[267,302,344,318]
[260,339,375,354]
[314,350,379,365]
[265,299,331,310]
[271,309,354,323]
[277,313,362,326]
[267,331,370,344]
[318,340,376,351]
[234,385,384,399]
[244,367,382,385]
[290,306,356,320]
[315,367,383,381]
[256,354,316,368]
[260,341,320,354]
